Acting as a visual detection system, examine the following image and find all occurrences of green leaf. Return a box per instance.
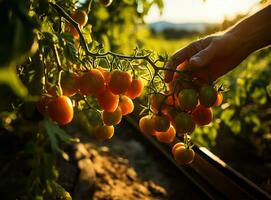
[230,120,241,134]
[43,119,60,153]
[220,108,235,122]
[0,67,28,98]
[81,24,92,44]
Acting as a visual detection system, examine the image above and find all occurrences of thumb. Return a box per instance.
[189,43,216,68]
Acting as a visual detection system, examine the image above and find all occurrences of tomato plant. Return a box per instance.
[0,0,237,198]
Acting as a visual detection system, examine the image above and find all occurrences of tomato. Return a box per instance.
[96,67,111,84]
[61,72,78,97]
[101,107,122,126]
[153,115,170,132]
[164,60,189,83]
[125,78,144,99]
[165,107,178,123]
[97,87,119,112]
[199,85,217,107]
[108,70,132,95]
[174,146,195,165]
[78,69,105,96]
[171,142,185,155]
[156,125,176,143]
[47,96,74,125]
[178,88,198,111]
[118,96,134,116]
[213,91,223,106]
[72,10,88,27]
[173,112,195,134]
[65,23,79,39]
[173,60,189,80]
[192,105,213,126]
[150,93,167,113]
[100,0,113,7]
[139,115,156,136]
[94,125,114,141]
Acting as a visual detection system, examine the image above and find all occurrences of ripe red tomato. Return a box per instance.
[178,88,198,111]
[192,105,213,126]
[47,96,74,125]
[153,115,170,132]
[78,69,105,96]
[94,125,114,141]
[156,125,176,143]
[101,107,122,126]
[108,70,132,94]
[139,115,156,136]
[118,96,134,116]
[97,87,119,112]
[72,10,88,27]
[174,146,195,165]
[173,112,195,134]
[199,85,217,107]
[125,78,144,99]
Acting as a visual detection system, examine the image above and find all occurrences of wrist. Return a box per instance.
[226,5,271,53]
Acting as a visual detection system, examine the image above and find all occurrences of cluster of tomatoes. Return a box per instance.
[139,61,223,165]
[37,68,144,141]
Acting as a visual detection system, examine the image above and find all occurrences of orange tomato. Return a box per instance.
[125,78,144,99]
[139,115,156,136]
[101,107,122,126]
[171,142,185,155]
[78,69,105,96]
[174,146,195,165]
[47,96,74,125]
[94,125,114,141]
[118,96,134,116]
[96,67,111,84]
[213,91,223,106]
[108,70,132,94]
[156,125,176,143]
[97,87,119,112]
[72,10,88,27]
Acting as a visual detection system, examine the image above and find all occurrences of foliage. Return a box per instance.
[0,0,164,199]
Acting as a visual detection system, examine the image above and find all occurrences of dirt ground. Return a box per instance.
[59,120,208,200]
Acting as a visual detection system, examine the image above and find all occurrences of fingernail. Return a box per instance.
[190,57,201,66]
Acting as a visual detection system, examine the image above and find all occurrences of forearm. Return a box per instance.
[227,5,271,53]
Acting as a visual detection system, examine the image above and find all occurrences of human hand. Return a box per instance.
[164,32,252,83]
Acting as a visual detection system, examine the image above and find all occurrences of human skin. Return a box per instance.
[164,5,271,82]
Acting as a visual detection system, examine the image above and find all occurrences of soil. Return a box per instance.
[59,120,208,200]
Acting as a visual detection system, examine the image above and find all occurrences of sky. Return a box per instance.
[145,0,259,23]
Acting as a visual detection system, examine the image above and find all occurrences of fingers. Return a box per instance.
[164,42,202,83]
[189,42,217,68]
